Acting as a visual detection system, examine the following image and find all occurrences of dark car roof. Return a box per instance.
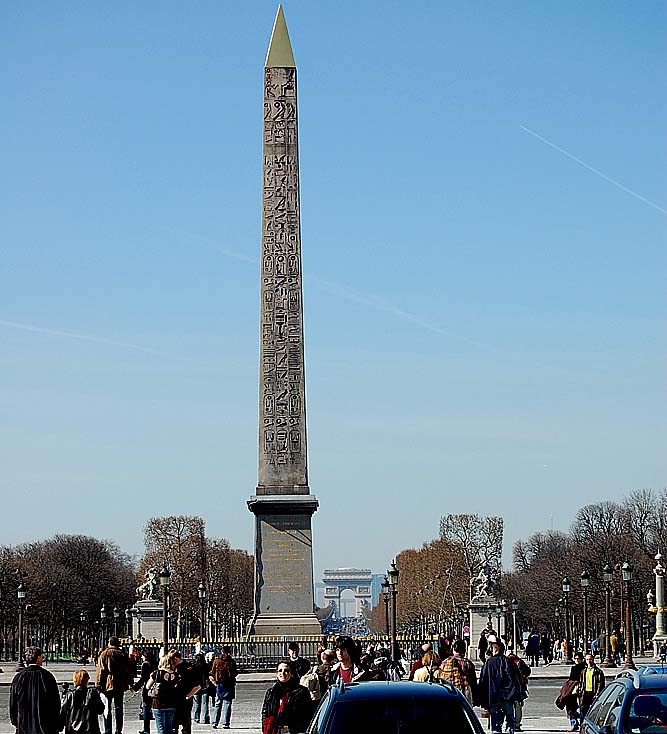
[329,681,464,701]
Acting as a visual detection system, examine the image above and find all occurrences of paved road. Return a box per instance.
[0,679,572,733]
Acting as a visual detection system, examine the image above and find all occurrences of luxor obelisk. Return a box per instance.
[247,6,321,636]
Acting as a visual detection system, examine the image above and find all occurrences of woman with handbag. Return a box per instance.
[147,652,180,734]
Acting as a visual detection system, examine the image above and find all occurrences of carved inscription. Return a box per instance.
[259,514,313,613]
[259,66,308,488]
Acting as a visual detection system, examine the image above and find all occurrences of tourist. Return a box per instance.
[506,647,531,732]
[413,651,441,682]
[95,636,134,734]
[147,651,180,734]
[172,651,200,734]
[134,650,155,734]
[330,636,371,684]
[556,651,586,732]
[287,642,310,678]
[9,646,61,734]
[438,639,478,704]
[408,642,433,679]
[60,669,105,734]
[315,648,335,693]
[210,646,238,730]
[478,640,523,734]
[191,652,211,724]
[261,660,313,734]
[578,653,605,720]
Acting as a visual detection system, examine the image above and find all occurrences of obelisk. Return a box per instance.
[247,6,321,636]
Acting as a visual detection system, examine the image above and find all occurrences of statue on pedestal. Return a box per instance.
[136,568,160,601]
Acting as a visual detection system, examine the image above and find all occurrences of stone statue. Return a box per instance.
[472,563,498,600]
[136,567,159,601]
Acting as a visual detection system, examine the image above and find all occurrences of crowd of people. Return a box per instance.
[9,629,665,734]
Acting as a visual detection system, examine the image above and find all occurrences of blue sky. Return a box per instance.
[1,1,665,581]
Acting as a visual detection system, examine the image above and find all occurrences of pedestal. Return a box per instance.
[247,494,321,636]
[468,597,499,661]
[133,600,164,641]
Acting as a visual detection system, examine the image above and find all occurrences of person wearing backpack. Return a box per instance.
[210,647,238,729]
[60,669,105,734]
[147,652,180,734]
[506,647,531,732]
[478,640,523,734]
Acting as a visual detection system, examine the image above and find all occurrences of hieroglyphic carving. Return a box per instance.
[259,66,308,490]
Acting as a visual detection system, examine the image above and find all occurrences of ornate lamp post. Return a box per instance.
[387,561,399,663]
[125,608,132,638]
[113,606,120,638]
[381,576,390,639]
[580,570,590,653]
[16,582,27,671]
[555,605,561,640]
[159,565,170,651]
[100,604,108,648]
[131,606,143,639]
[562,576,573,664]
[198,581,206,644]
[652,552,666,655]
[511,599,519,652]
[621,561,636,670]
[602,564,615,667]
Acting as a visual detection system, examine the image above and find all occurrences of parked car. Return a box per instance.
[580,669,667,734]
[305,680,484,734]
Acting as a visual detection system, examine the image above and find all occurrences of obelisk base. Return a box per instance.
[247,495,321,637]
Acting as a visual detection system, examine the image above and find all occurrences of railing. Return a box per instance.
[119,634,436,670]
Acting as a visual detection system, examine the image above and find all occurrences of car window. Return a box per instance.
[627,692,667,734]
[589,685,621,727]
[605,687,628,732]
[325,698,479,734]
[308,691,331,734]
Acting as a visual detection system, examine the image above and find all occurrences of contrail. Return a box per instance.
[0,319,209,365]
[520,125,667,216]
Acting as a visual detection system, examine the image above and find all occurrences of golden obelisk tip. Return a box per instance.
[265,5,296,68]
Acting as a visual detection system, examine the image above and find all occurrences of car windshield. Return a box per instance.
[326,698,478,734]
[628,692,667,734]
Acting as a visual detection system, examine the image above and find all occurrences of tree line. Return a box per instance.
[0,515,253,659]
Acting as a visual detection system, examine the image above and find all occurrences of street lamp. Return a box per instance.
[381,576,390,638]
[387,561,399,663]
[580,570,590,653]
[100,604,108,648]
[159,564,171,651]
[602,564,616,667]
[621,562,636,670]
[131,606,143,639]
[198,581,206,644]
[555,605,561,640]
[16,582,27,671]
[562,576,573,664]
[113,606,120,638]
[511,599,519,652]
[125,608,132,638]
[496,599,506,640]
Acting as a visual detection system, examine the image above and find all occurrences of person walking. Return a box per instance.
[210,646,238,730]
[287,642,310,678]
[330,636,371,684]
[60,669,105,734]
[478,640,523,734]
[147,651,180,734]
[438,639,478,705]
[506,647,531,732]
[9,646,61,734]
[134,650,155,734]
[556,651,586,731]
[191,653,211,725]
[261,660,313,734]
[578,653,605,720]
[172,651,200,734]
[413,651,441,682]
[96,636,134,734]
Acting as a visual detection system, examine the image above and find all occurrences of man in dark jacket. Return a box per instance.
[479,641,523,734]
[10,646,61,734]
[172,651,200,734]
[578,653,605,719]
[210,647,238,729]
[95,636,134,734]
[287,642,310,678]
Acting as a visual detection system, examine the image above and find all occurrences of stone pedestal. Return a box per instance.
[468,597,501,661]
[132,600,163,641]
[247,495,321,635]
